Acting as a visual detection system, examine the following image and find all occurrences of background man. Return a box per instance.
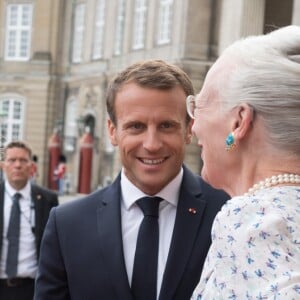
[35,60,229,300]
[0,141,58,300]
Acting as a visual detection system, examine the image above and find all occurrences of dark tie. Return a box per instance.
[6,193,22,278]
[131,196,162,300]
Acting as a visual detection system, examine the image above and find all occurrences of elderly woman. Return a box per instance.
[189,26,300,299]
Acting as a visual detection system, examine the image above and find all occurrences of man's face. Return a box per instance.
[108,83,192,195]
[3,147,32,190]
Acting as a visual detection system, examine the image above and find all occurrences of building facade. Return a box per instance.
[0,0,299,193]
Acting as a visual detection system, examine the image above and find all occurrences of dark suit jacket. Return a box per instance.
[34,166,229,300]
[0,181,59,261]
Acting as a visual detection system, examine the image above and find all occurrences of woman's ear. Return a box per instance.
[107,119,118,146]
[232,103,254,141]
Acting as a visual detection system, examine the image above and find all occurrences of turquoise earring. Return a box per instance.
[225,132,235,151]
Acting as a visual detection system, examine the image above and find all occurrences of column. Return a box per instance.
[218,0,265,54]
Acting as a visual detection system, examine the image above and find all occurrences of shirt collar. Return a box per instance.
[5,180,31,200]
[121,167,183,210]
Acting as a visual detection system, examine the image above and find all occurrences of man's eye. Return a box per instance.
[131,123,144,130]
[6,158,29,164]
[20,159,29,164]
[160,122,172,129]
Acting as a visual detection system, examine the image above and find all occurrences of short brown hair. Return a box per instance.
[4,141,32,160]
[106,60,194,124]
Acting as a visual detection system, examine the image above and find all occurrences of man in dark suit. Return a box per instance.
[35,60,229,300]
[0,141,58,300]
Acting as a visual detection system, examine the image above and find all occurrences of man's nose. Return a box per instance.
[143,129,162,151]
[14,160,23,167]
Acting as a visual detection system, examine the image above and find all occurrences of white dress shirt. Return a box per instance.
[121,168,183,298]
[0,180,37,279]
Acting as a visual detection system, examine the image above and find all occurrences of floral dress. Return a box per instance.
[191,186,300,300]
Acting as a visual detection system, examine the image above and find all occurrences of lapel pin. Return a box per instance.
[37,194,42,200]
[188,208,197,214]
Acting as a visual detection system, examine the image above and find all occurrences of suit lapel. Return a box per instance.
[159,168,206,300]
[30,184,44,255]
[97,176,133,300]
[31,186,42,234]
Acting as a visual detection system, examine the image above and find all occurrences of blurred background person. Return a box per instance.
[188,25,300,299]
[0,141,58,300]
[30,155,39,184]
[53,154,66,196]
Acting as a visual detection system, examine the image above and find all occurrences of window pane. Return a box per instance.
[7,31,17,57]
[9,6,18,26]
[132,0,147,49]
[1,124,8,141]
[20,31,29,57]
[64,97,78,137]
[13,101,21,119]
[12,124,21,140]
[72,4,86,63]
[92,0,106,59]
[0,98,23,143]
[22,5,32,26]
[114,0,126,55]
[157,0,173,44]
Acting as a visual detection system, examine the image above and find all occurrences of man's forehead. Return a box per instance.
[6,148,29,155]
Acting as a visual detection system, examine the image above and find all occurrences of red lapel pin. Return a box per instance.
[188,208,197,214]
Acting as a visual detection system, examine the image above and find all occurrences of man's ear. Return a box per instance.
[232,103,254,141]
[107,119,118,146]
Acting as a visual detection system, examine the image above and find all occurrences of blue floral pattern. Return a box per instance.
[191,186,300,300]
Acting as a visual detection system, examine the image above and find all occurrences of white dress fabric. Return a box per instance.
[192,186,300,300]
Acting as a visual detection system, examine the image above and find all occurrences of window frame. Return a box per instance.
[157,0,173,45]
[132,0,148,50]
[114,0,126,56]
[72,3,86,63]
[92,0,107,60]
[0,95,25,143]
[4,3,33,61]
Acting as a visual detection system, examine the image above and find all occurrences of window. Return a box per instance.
[64,97,78,152]
[64,97,78,138]
[92,0,106,59]
[72,3,86,63]
[114,0,126,55]
[132,0,148,50]
[5,4,33,61]
[0,96,24,143]
[157,0,173,45]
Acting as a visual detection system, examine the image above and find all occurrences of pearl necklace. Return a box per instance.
[245,173,300,196]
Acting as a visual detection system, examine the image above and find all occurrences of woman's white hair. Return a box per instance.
[220,25,300,155]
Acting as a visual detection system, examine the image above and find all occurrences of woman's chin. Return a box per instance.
[201,169,216,189]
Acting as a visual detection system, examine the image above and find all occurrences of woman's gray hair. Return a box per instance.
[219,25,300,155]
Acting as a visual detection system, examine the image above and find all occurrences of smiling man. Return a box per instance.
[35,60,229,300]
